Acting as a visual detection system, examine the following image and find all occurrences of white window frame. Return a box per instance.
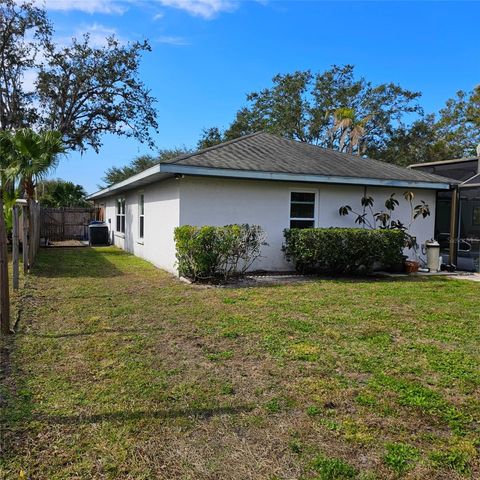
[289,189,318,228]
[138,192,145,240]
[116,197,126,233]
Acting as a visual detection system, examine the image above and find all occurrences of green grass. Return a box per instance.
[1,247,479,479]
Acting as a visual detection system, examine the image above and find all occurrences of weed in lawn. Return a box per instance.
[306,405,322,417]
[265,397,281,413]
[206,350,234,361]
[220,382,235,395]
[429,442,476,475]
[310,455,357,479]
[383,442,419,476]
[370,374,471,433]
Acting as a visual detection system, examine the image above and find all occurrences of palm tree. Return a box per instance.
[330,108,373,155]
[0,129,64,334]
[10,129,65,200]
[10,129,65,264]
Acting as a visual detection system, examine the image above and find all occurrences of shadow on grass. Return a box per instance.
[223,273,448,289]
[27,327,166,338]
[33,247,123,278]
[0,337,35,462]
[24,404,253,425]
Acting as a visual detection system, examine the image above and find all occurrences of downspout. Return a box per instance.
[449,186,459,266]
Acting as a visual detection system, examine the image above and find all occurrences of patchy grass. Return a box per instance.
[1,247,479,479]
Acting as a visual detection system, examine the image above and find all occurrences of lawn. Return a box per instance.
[1,247,479,479]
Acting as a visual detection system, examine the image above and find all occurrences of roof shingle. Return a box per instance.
[162,132,455,185]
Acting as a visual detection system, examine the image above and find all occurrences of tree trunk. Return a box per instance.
[0,192,11,335]
[27,197,35,267]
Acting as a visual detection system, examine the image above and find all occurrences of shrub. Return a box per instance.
[174,224,266,282]
[283,228,405,274]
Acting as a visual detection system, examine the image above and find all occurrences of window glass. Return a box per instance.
[290,192,315,229]
[116,197,126,233]
[139,194,145,238]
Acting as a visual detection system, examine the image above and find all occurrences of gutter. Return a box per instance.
[159,164,454,190]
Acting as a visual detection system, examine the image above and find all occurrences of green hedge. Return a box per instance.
[174,224,266,282]
[283,228,405,274]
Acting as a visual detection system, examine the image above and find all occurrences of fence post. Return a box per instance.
[0,195,10,335]
[12,205,19,290]
[22,205,29,273]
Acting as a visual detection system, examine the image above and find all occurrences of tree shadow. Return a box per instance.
[27,327,167,339]
[33,247,123,278]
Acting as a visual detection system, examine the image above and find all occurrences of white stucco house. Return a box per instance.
[87,133,456,274]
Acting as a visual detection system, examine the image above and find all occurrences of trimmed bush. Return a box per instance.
[174,224,266,282]
[283,228,405,274]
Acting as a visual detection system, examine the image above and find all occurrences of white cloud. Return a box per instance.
[153,12,164,20]
[157,0,237,19]
[40,0,127,15]
[30,0,245,19]
[156,35,190,45]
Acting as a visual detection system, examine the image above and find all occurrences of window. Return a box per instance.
[290,191,316,228]
[116,197,125,233]
[473,205,480,226]
[139,193,145,238]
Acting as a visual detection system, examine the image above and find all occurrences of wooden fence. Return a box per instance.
[40,207,97,242]
[12,200,41,289]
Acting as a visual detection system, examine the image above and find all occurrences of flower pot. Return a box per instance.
[404,260,420,274]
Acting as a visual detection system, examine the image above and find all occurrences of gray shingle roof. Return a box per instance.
[162,132,455,185]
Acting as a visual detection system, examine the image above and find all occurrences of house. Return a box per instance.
[87,133,456,274]
[410,153,480,272]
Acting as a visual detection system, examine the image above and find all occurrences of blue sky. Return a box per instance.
[43,0,480,193]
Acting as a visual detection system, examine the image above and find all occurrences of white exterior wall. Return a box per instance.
[179,176,437,271]
[101,179,180,273]
[97,175,437,274]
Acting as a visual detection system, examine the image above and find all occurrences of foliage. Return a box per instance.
[197,127,224,149]
[0,0,157,153]
[339,191,430,252]
[174,224,266,282]
[197,66,479,164]
[37,35,157,152]
[198,65,422,155]
[0,129,66,198]
[367,115,465,166]
[37,179,89,208]
[283,228,405,274]
[0,128,65,233]
[101,148,190,187]
[436,85,480,158]
[369,87,480,165]
[0,0,51,131]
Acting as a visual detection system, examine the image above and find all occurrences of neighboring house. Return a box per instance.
[410,154,480,272]
[87,133,455,274]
